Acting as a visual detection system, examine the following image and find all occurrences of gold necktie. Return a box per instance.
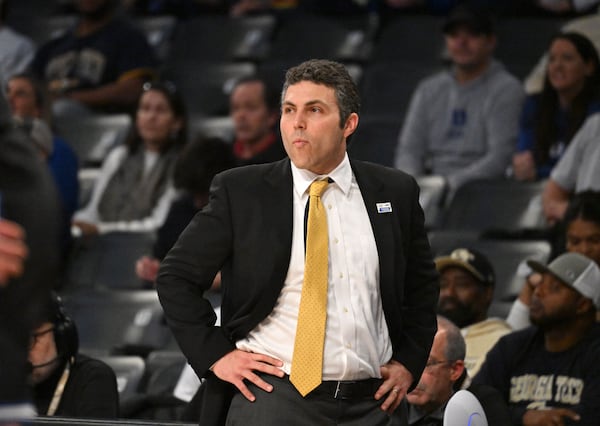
[290,179,330,397]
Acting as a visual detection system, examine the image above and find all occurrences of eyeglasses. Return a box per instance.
[143,80,178,95]
[29,327,54,349]
[425,359,452,369]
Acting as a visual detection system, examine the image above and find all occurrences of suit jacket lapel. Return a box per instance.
[262,159,294,293]
[351,161,396,296]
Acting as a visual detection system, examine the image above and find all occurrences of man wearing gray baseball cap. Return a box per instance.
[472,252,600,425]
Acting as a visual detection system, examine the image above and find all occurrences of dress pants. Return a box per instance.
[226,373,407,426]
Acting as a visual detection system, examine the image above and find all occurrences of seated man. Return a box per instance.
[406,315,510,426]
[29,0,157,118]
[436,248,511,376]
[542,113,600,225]
[473,252,600,425]
[7,72,80,262]
[228,76,286,166]
[393,4,524,195]
[29,293,119,418]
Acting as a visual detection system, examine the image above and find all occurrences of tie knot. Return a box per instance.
[309,179,329,198]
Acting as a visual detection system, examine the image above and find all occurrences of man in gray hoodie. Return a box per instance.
[394,4,524,195]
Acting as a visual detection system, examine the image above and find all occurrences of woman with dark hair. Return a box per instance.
[135,135,235,284]
[72,81,187,237]
[512,32,600,181]
[506,190,600,329]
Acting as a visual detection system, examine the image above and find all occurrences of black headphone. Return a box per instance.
[49,293,79,362]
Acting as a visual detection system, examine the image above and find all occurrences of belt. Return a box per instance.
[309,378,383,400]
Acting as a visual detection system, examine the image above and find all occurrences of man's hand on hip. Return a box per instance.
[212,349,284,402]
[376,359,413,414]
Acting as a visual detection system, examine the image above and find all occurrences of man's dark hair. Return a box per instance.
[282,59,361,130]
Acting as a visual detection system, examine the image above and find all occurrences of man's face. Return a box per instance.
[280,81,357,175]
[28,322,59,385]
[230,81,277,145]
[407,330,463,414]
[438,267,492,328]
[530,273,583,328]
[445,27,496,71]
[566,218,600,266]
[6,77,40,118]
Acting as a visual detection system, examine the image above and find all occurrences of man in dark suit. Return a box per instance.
[157,59,439,425]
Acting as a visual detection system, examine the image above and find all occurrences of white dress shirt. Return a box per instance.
[237,154,392,380]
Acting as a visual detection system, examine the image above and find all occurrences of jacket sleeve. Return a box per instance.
[156,172,236,378]
[390,173,439,390]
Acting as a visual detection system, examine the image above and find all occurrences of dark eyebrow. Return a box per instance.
[282,99,326,107]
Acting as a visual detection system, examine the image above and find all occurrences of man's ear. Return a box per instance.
[576,296,594,316]
[343,112,359,138]
[450,360,465,382]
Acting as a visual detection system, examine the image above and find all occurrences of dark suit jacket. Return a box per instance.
[157,158,439,425]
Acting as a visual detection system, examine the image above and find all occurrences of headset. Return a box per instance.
[50,292,79,362]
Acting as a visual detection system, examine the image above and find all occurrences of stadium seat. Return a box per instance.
[494,17,564,80]
[347,115,401,167]
[360,61,441,122]
[267,14,377,63]
[371,14,446,67]
[54,113,132,168]
[62,289,171,355]
[417,175,448,230]
[187,115,235,142]
[133,15,177,62]
[161,62,257,117]
[64,231,156,291]
[99,355,146,401]
[439,179,547,235]
[10,14,76,46]
[166,15,276,63]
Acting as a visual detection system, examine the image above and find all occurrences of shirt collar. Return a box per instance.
[291,153,352,198]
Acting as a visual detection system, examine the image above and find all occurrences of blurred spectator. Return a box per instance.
[29,0,157,119]
[29,293,118,418]
[393,4,524,195]
[0,0,35,85]
[534,0,599,15]
[542,112,600,224]
[378,0,530,18]
[228,76,286,166]
[435,248,511,376]
[507,190,600,330]
[406,315,511,426]
[72,80,186,236]
[121,0,228,16]
[136,136,235,284]
[228,0,299,16]
[512,32,600,181]
[407,315,467,425]
[0,88,60,419]
[473,252,600,425]
[524,9,600,94]
[6,73,79,261]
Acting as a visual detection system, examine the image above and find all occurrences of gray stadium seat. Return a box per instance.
[54,113,132,168]
[62,289,172,355]
[64,231,156,291]
[439,179,547,234]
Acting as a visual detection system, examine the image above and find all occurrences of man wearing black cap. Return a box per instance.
[473,252,600,425]
[394,4,524,195]
[435,248,511,377]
